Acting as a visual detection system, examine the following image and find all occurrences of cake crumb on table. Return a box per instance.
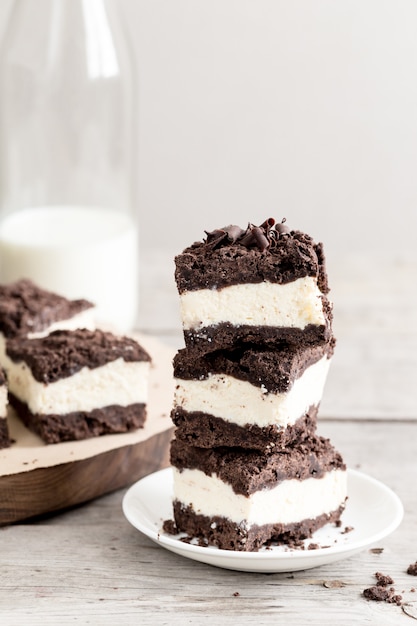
[363,572,402,606]
[369,547,384,554]
[375,572,394,586]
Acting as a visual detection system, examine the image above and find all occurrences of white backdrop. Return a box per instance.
[1,0,416,260]
[0,1,416,418]
[128,0,417,262]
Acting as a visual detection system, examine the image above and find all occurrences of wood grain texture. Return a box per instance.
[0,421,414,626]
[0,332,175,524]
[0,426,173,524]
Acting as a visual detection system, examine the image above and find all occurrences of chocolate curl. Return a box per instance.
[204,228,228,249]
[239,224,256,247]
[259,217,275,232]
[251,226,269,251]
[204,217,286,251]
[275,217,290,235]
[222,224,246,243]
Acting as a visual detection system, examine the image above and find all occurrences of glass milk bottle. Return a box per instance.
[0,0,138,333]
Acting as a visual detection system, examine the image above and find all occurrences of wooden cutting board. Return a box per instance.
[0,334,176,524]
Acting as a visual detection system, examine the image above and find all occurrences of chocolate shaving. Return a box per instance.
[259,217,276,230]
[251,226,269,251]
[276,217,291,235]
[204,218,288,252]
[239,226,256,247]
[224,224,246,243]
[204,229,229,250]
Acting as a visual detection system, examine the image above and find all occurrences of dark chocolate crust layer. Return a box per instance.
[6,329,151,383]
[174,339,334,393]
[171,406,318,452]
[170,435,346,496]
[175,224,329,294]
[171,501,345,551]
[0,279,93,338]
[0,417,10,449]
[9,394,147,444]
[0,368,6,386]
[183,314,333,356]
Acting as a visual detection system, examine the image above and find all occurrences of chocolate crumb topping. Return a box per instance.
[6,329,151,383]
[173,338,335,392]
[170,434,346,496]
[0,279,94,338]
[175,219,329,294]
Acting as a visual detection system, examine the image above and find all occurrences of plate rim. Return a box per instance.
[123,466,404,565]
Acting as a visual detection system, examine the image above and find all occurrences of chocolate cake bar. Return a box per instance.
[0,368,10,449]
[0,279,95,364]
[167,218,346,551]
[172,339,334,452]
[175,219,333,356]
[5,329,151,444]
[170,436,347,551]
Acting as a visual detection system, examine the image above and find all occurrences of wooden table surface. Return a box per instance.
[1,251,416,626]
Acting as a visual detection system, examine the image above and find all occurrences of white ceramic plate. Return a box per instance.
[122,467,403,573]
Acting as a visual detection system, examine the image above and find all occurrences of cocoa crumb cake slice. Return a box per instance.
[5,329,151,444]
[172,338,335,452]
[0,279,96,369]
[175,219,333,356]
[169,436,347,551]
[0,278,95,339]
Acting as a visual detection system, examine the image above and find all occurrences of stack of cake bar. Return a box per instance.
[168,219,347,551]
[0,279,151,447]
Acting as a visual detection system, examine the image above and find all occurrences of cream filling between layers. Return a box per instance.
[6,357,150,415]
[0,384,8,418]
[27,307,96,338]
[174,355,330,428]
[179,277,326,331]
[173,467,347,527]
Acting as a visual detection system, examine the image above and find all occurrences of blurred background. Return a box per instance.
[0,0,416,417]
[1,0,416,256]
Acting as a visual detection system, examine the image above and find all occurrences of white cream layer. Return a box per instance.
[174,355,330,428]
[6,357,150,415]
[0,383,7,418]
[179,277,326,330]
[173,467,347,527]
[28,307,96,339]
